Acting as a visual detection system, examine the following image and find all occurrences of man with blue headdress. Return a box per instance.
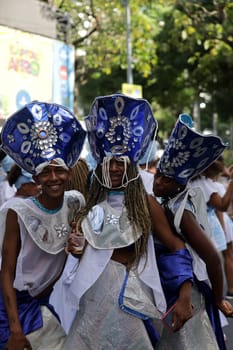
[153,114,233,349]
[0,101,86,350]
[63,94,195,349]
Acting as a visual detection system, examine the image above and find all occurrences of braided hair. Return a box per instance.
[74,162,152,265]
[65,158,89,199]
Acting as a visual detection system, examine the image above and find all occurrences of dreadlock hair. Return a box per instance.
[74,162,152,267]
[65,158,89,199]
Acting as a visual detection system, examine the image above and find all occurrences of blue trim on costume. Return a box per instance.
[118,271,149,320]
[108,191,125,196]
[30,197,63,214]
[118,271,160,346]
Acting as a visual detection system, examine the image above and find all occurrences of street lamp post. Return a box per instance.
[121,0,133,84]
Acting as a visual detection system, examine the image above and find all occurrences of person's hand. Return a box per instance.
[6,332,32,350]
[217,299,233,317]
[171,299,194,332]
[65,222,85,256]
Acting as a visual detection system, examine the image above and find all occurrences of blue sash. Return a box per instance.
[0,284,59,342]
[155,244,194,307]
[155,244,226,350]
[144,246,193,347]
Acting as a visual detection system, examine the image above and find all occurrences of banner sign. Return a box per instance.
[0,25,74,125]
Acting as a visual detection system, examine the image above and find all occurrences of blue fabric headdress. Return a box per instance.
[85,94,157,164]
[1,101,86,175]
[158,114,226,185]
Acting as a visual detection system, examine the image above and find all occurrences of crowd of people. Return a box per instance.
[0,95,233,350]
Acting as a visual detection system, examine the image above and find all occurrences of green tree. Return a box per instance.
[39,0,233,143]
[149,0,233,136]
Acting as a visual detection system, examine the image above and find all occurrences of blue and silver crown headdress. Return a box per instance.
[84,94,157,164]
[158,114,226,185]
[1,101,86,175]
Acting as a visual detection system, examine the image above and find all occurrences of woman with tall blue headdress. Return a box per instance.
[153,114,233,349]
[0,101,86,350]
[64,94,195,349]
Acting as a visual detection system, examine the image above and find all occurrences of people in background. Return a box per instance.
[190,156,233,300]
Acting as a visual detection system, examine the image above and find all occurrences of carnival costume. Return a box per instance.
[64,94,167,349]
[155,114,227,350]
[0,101,86,349]
[190,176,227,252]
[214,181,233,244]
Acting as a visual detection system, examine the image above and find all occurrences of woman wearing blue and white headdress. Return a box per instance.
[153,114,233,350]
[64,94,195,350]
[0,101,86,350]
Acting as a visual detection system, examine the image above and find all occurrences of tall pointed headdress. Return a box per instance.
[1,101,86,174]
[158,114,226,185]
[84,94,157,164]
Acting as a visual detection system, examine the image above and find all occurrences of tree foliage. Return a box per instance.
[39,0,233,142]
[150,0,233,135]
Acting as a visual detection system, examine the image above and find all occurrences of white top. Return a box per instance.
[139,168,154,195]
[0,180,16,207]
[164,187,210,282]
[209,180,233,243]
[189,176,218,203]
[189,177,227,251]
[67,194,167,314]
[0,190,85,297]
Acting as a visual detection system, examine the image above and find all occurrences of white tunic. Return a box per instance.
[67,194,166,314]
[64,193,167,349]
[0,190,85,297]
[189,177,227,251]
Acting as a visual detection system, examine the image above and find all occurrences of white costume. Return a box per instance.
[0,190,85,350]
[189,176,227,252]
[155,187,220,349]
[64,193,166,350]
[213,180,233,243]
[139,168,154,195]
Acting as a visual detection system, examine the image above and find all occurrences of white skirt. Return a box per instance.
[64,259,154,350]
[155,285,219,350]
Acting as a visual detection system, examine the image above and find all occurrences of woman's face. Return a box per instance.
[108,158,126,189]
